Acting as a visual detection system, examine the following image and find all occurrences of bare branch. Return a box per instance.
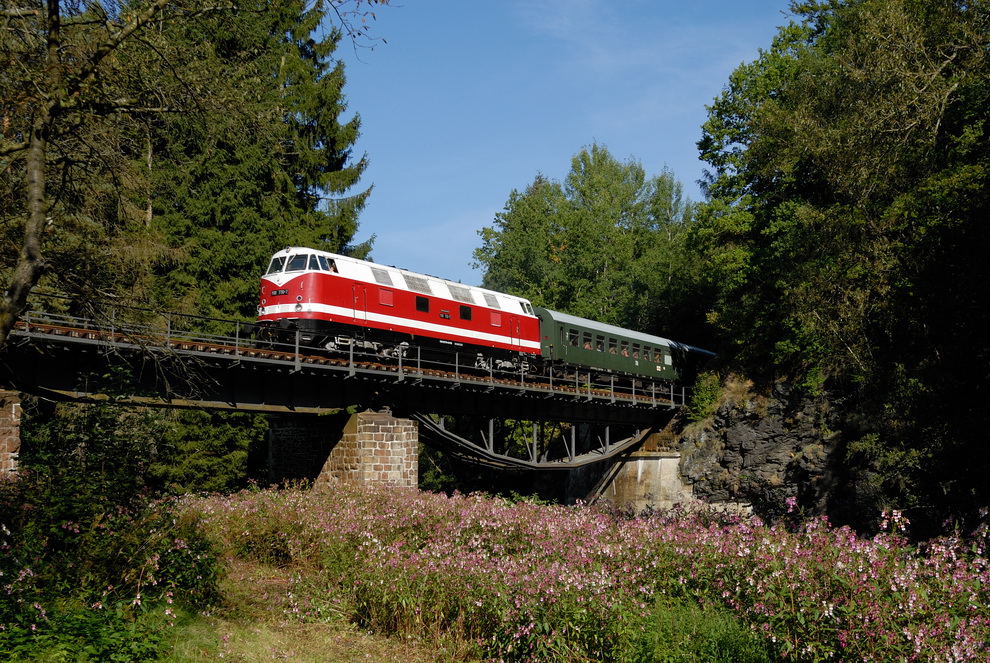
[1,7,39,18]
[0,139,29,157]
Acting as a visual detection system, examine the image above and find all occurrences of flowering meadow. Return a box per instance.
[182,484,989,662]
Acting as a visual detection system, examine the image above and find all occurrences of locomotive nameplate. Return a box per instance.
[271,289,289,296]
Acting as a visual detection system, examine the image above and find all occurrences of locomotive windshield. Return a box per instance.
[286,254,309,272]
[266,256,287,274]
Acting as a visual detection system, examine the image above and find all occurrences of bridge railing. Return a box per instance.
[15,294,693,409]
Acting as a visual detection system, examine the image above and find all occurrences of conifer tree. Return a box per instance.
[148,0,372,321]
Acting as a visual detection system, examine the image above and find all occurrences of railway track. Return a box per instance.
[12,317,679,407]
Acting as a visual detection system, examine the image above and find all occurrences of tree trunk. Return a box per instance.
[0,113,50,346]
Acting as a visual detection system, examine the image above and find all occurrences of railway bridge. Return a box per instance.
[0,300,696,507]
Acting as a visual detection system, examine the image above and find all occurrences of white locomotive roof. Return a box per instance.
[271,247,536,317]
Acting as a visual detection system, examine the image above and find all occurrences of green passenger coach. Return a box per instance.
[534,307,714,383]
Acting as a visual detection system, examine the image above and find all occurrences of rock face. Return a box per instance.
[677,377,853,519]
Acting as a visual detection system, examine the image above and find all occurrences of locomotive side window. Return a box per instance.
[459,305,472,320]
[266,256,286,274]
[415,296,429,313]
[286,254,308,271]
[379,289,394,306]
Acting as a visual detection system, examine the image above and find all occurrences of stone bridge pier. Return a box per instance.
[0,390,21,476]
[267,410,418,488]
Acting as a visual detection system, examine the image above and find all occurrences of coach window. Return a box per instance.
[416,296,429,313]
[643,346,652,362]
[620,341,630,357]
[596,335,605,352]
[459,305,472,320]
[654,349,663,363]
[632,344,641,359]
[608,338,617,354]
[568,329,579,347]
[582,332,592,350]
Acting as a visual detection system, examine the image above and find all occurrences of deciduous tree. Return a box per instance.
[695,0,990,527]
[475,144,705,340]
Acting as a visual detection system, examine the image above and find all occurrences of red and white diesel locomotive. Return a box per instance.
[256,246,542,371]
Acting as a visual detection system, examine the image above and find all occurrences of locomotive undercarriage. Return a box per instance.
[253,318,534,375]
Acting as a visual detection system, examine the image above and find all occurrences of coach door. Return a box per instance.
[352,284,367,323]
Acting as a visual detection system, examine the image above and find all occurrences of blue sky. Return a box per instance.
[339,0,792,286]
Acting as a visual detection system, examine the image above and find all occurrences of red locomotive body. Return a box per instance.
[256,247,541,362]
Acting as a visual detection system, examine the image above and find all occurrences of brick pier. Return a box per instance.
[0,390,21,476]
[268,410,418,488]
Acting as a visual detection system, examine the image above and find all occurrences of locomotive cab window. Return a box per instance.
[308,255,323,270]
[459,305,472,320]
[266,256,286,274]
[416,296,430,313]
[286,254,309,272]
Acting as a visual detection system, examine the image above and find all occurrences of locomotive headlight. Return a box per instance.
[294,303,303,312]
[296,295,302,302]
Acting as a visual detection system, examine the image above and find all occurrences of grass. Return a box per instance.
[163,559,438,663]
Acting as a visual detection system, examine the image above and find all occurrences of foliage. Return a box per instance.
[0,389,223,658]
[687,371,722,423]
[474,143,711,343]
[182,483,990,662]
[150,410,269,494]
[0,473,221,660]
[1,0,384,343]
[146,0,374,323]
[694,0,990,528]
